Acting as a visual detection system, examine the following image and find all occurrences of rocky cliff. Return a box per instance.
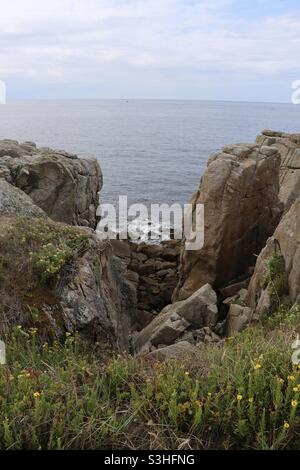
[0,141,136,349]
[0,139,101,228]
[2,131,300,358]
[256,130,300,211]
[135,130,300,356]
[247,197,300,316]
[174,142,282,301]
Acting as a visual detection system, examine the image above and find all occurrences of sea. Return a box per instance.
[0,99,299,209]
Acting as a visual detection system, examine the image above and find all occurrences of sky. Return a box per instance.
[1,0,300,102]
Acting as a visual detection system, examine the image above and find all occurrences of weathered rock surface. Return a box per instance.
[3,129,300,357]
[0,139,101,228]
[174,143,282,301]
[175,326,221,345]
[134,283,218,353]
[256,130,300,211]
[0,216,136,349]
[0,179,46,218]
[110,239,180,330]
[146,341,197,360]
[247,197,300,316]
[58,237,137,350]
[226,304,252,336]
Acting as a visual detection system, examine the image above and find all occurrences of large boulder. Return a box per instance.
[256,130,300,211]
[134,283,218,353]
[146,341,197,360]
[174,143,282,301]
[0,179,46,218]
[247,197,300,316]
[0,139,101,228]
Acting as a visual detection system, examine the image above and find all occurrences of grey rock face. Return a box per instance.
[0,140,137,351]
[0,215,137,350]
[0,179,46,218]
[247,197,300,316]
[256,130,300,211]
[0,139,101,228]
[174,142,282,301]
[110,239,180,331]
[58,237,137,350]
[146,341,197,360]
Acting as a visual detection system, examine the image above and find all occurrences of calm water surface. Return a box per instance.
[0,100,299,206]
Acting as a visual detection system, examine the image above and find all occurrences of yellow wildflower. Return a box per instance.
[237,394,243,401]
[293,387,299,393]
[288,375,296,382]
[185,371,190,376]
[277,377,284,384]
[283,422,290,430]
[254,363,262,370]
[291,400,298,408]
[33,392,41,398]
[248,397,254,403]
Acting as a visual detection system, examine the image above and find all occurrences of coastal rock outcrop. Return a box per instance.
[58,236,137,350]
[2,130,300,357]
[247,197,300,317]
[174,143,282,301]
[256,130,300,211]
[0,216,137,349]
[0,139,101,228]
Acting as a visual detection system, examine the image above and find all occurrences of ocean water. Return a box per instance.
[0,99,299,207]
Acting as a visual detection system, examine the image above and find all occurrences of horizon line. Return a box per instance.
[3,97,297,106]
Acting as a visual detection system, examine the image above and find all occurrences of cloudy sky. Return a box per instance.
[1,0,300,101]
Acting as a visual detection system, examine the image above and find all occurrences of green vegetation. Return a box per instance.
[230,298,246,306]
[0,216,90,335]
[0,216,89,284]
[262,304,300,329]
[1,307,300,450]
[263,251,289,309]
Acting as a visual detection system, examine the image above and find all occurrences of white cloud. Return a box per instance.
[0,0,299,98]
